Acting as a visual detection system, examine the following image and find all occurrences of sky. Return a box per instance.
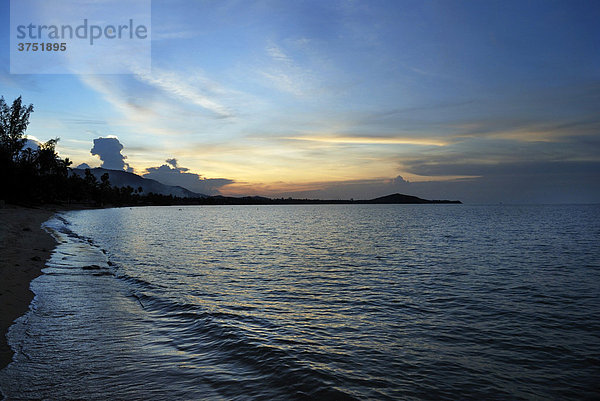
[1,0,599,203]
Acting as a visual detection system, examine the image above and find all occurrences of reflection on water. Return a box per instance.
[1,204,600,400]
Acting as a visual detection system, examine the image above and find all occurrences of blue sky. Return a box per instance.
[1,0,599,202]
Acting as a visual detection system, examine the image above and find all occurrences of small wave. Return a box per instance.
[113,284,361,399]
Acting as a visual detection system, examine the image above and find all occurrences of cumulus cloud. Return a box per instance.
[166,158,186,170]
[22,138,41,151]
[143,158,233,195]
[91,137,133,172]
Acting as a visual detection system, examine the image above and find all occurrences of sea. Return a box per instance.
[1,204,599,400]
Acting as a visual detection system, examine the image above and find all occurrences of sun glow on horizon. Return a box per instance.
[286,135,450,147]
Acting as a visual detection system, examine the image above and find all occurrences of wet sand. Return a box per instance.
[0,206,57,369]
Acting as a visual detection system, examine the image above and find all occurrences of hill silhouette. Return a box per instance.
[72,168,206,198]
[368,193,461,204]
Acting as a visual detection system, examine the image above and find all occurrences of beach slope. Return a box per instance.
[0,207,56,369]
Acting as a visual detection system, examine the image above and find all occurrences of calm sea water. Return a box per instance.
[1,204,599,400]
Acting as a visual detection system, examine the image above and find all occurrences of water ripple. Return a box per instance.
[1,204,599,400]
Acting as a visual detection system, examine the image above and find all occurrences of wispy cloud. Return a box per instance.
[79,74,155,120]
[287,135,450,147]
[62,118,107,125]
[446,114,600,146]
[81,57,246,120]
[131,67,234,118]
[259,42,319,97]
[266,44,293,64]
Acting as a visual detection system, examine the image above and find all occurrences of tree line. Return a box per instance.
[0,96,178,206]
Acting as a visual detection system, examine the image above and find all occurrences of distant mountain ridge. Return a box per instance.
[72,168,207,198]
[72,169,461,204]
[176,193,462,205]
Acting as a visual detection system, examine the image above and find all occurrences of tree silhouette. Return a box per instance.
[1,96,192,206]
[0,97,82,204]
[0,96,34,162]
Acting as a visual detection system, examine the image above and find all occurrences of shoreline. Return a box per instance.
[0,206,58,370]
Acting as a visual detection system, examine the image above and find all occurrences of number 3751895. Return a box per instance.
[17,43,67,51]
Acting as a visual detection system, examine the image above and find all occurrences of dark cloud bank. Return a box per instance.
[143,158,233,196]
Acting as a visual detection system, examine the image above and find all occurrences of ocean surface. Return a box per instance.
[1,204,599,400]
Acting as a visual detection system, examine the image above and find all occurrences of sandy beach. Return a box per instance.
[0,206,57,369]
